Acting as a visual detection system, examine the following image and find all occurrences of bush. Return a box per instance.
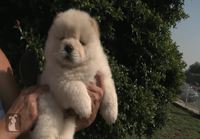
[0,0,186,138]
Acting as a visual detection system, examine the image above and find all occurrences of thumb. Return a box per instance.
[95,71,104,89]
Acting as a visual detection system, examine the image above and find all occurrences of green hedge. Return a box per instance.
[0,0,187,138]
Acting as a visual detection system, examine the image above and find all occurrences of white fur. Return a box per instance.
[32,9,118,139]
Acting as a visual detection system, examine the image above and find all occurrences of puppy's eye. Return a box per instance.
[80,40,86,46]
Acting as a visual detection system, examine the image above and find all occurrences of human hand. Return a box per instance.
[75,72,104,131]
[0,85,48,139]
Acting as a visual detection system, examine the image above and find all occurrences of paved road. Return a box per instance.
[174,99,200,115]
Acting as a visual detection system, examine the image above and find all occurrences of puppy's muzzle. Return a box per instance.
[64,44,74,54]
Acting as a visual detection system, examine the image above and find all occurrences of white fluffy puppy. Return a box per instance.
[32,9,118,139]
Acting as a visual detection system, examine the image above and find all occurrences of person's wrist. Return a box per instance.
[0,118,20,139]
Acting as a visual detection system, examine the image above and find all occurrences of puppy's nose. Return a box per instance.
[64,44,73,53]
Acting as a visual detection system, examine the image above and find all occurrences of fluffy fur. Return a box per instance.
[32,9,118,139]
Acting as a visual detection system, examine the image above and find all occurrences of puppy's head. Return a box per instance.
[45,9,100,67]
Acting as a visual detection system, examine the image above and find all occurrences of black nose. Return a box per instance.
[64,44,73,53]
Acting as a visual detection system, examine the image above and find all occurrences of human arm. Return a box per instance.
[0,49,19,111]
[0,86,48,139]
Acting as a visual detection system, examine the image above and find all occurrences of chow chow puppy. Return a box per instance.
[32,9,118,139]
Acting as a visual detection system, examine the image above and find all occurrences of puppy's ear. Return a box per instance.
[90,18,100,37]
[55,11,64,18]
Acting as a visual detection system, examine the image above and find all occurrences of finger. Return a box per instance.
[88,90,99,102]
[36,85,49,95]
[8,86,37,112]
[90,96,100,119]
[87,81,102,94]
[7,96,25,114]
[20,94,38,119]
[95,71,104,89]
[26,91,42,108]
[12,94,26,106]
[87,86,103,101]
[85,81,95,87]
[21,86,38,95]
[28,93,37,102]
[23,97,38,122]
[8,101,25,114]
[86,82,97,91]
[38,85,49,92]
[27,86,48,99]
[28,100,38,121]
[7,94,26,112]
[30,89,45,99]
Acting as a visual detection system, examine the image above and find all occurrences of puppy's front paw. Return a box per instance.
[101,105,118,124]
[74,94,92,118]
